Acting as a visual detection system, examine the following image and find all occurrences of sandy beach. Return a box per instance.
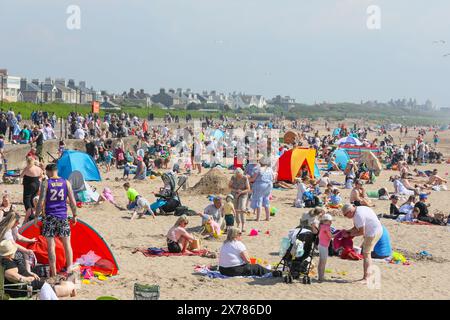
[2,122,450,300]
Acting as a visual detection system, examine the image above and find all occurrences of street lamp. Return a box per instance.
[0,74,4,107]
[40,82,43,107]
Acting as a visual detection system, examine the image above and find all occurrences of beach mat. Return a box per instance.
[133,247,212,258]
[402,221,434,226]
[194,266,273,279]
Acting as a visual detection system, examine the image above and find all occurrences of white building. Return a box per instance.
[0,69,21,103]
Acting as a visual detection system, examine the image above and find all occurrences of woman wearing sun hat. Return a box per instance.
[0,240,77,299]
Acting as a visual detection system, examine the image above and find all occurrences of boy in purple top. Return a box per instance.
[34,163,77,276]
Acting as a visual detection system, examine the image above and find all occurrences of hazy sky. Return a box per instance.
[1,0,450,106]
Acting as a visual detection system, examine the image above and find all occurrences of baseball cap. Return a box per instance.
[419,193,428,200]
[321,214,333,222]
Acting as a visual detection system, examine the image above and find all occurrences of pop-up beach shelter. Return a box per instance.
[18,219,119,275]
[332,128,341,137]
[57,150,101,181]
[314,162,321,179]
[277,148,316,182]
[328,149,350,171]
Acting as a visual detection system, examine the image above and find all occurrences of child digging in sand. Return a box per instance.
[318,214,334,283]
[130,197,156,220]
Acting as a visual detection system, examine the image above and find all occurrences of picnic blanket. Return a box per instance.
[133,247,213,258]
[194,265,273,279]
[402,221,434,226]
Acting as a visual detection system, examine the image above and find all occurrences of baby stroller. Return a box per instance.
[2,161,20,184]
[153,172,193,215]
[275,227,318,284]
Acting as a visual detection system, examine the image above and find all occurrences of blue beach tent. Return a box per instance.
[328,149,350,171]
[57,150,101,181]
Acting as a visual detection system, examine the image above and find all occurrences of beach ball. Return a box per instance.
[270,207,278,216]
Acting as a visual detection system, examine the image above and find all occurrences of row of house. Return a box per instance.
[1,68,296,110]
[0,69,101,105]
[149,88,270,110]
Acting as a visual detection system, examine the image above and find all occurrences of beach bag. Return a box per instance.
[161,198,181,213]
[360,172,370,181]
[174,206,196,216]
[188,239,202,251]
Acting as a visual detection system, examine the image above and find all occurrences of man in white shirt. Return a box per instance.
[342,204,383,283]
[74,126,86,140]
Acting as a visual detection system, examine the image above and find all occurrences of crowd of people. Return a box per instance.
[0,108,449,299]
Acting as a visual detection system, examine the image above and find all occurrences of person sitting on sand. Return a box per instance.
[134,156,147,180]
[294,176,310,208]
[0,192,14,221]
[203,196,224,225]
[0,240,76,299]
[414,194,446,225]
[197,212,221,238]
[350,180,374,207]
[0,211,37,273]
[318,172,331,188]
[130,196,155,220]
[329,155,341,172]
[218,227,276,278]
[382,195,400,220]
[427,169,448,189]
[166,215,195,253]
[390,175,416,196]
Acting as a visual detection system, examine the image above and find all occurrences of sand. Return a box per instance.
[1,122,450,300]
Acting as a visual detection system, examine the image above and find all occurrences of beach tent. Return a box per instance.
[213,129,225,140]
[337,136,362,146]
[339,145,381,159]
[277,148,316,182]
[314,162,321,179]
[360,151,383,176]
[328,149,350,171]
[332,128,341,137]
[18,219,119,276]
[57,150,101,181]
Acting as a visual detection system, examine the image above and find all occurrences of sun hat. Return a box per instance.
[321,214,333,222]
[226,194,234,201]
[0,240,18,257]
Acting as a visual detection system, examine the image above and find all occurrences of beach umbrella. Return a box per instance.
[337,136,363,146]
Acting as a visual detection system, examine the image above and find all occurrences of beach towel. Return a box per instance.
[133,247,212,258]
[332,230,363,260]
[402,221,434,226]
[194,266,273,279]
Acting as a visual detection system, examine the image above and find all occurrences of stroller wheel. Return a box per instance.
[303,276,311,285]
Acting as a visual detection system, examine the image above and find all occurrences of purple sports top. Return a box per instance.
[45,178,68,219]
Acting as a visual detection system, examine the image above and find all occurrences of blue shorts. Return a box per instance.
[250,194,270,209]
